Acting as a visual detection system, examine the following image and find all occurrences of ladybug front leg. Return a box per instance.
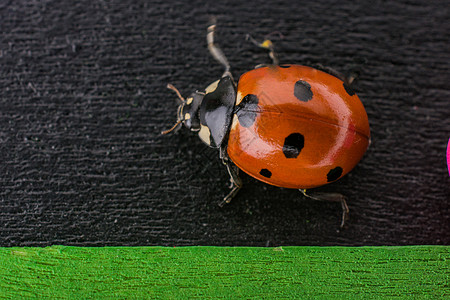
[218,146,243,207]
[207,23,234,81]
[246,34,279,66]
[299,189,349,228]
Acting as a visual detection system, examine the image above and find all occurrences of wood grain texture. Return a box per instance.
[0,0,449,246]
[0,246,448,298]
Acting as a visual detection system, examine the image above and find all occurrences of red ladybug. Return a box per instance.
[163,24,370,227]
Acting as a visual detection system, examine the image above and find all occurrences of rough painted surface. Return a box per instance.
[0,0,449,247]
[0,246,448,298]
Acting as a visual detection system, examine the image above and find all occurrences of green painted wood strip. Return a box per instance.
[0,246,448,298]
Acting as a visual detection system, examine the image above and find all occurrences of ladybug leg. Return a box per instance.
[246,34,279,66]
[218,147,242,207]
[299,189,349,228]
[219,161,242,207]
[207,24,234,82]
[315,64,357,86]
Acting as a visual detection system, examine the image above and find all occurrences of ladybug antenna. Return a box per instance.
[161,119,183,135]
[167,83,185,104]
[162,84,186,135]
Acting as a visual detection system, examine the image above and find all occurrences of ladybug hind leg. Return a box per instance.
[299,189,349,228]
[218,146,243,207]
[315,64,357,87]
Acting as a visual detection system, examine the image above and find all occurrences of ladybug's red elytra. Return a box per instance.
[163,24,370,227]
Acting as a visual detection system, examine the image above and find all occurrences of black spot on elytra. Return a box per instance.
[294,80,313,102]
[279,65,291,68]
[343,83,355,96]
[236,94,259,128]
[327,167,343,182]
[282,133,304,159]
[259,169,272,178]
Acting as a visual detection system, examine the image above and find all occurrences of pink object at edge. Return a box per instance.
[447,138,450,176]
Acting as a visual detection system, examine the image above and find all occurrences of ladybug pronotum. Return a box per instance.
[163,24,370,227]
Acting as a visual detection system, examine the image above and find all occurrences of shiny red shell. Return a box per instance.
[227,65,370,189]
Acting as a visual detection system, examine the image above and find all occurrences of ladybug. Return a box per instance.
[162,24,370,227]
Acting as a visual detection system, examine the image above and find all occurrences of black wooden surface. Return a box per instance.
[0,0,449,247]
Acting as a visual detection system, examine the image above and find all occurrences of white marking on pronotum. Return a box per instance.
[205,79,219,94]
[198,125,211,145]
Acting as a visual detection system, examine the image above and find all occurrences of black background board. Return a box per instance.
[0,0,449,247]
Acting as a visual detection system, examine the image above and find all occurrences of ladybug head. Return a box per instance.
[161,84,204,135]
[178,91,204,132]
[163,77,236,148]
